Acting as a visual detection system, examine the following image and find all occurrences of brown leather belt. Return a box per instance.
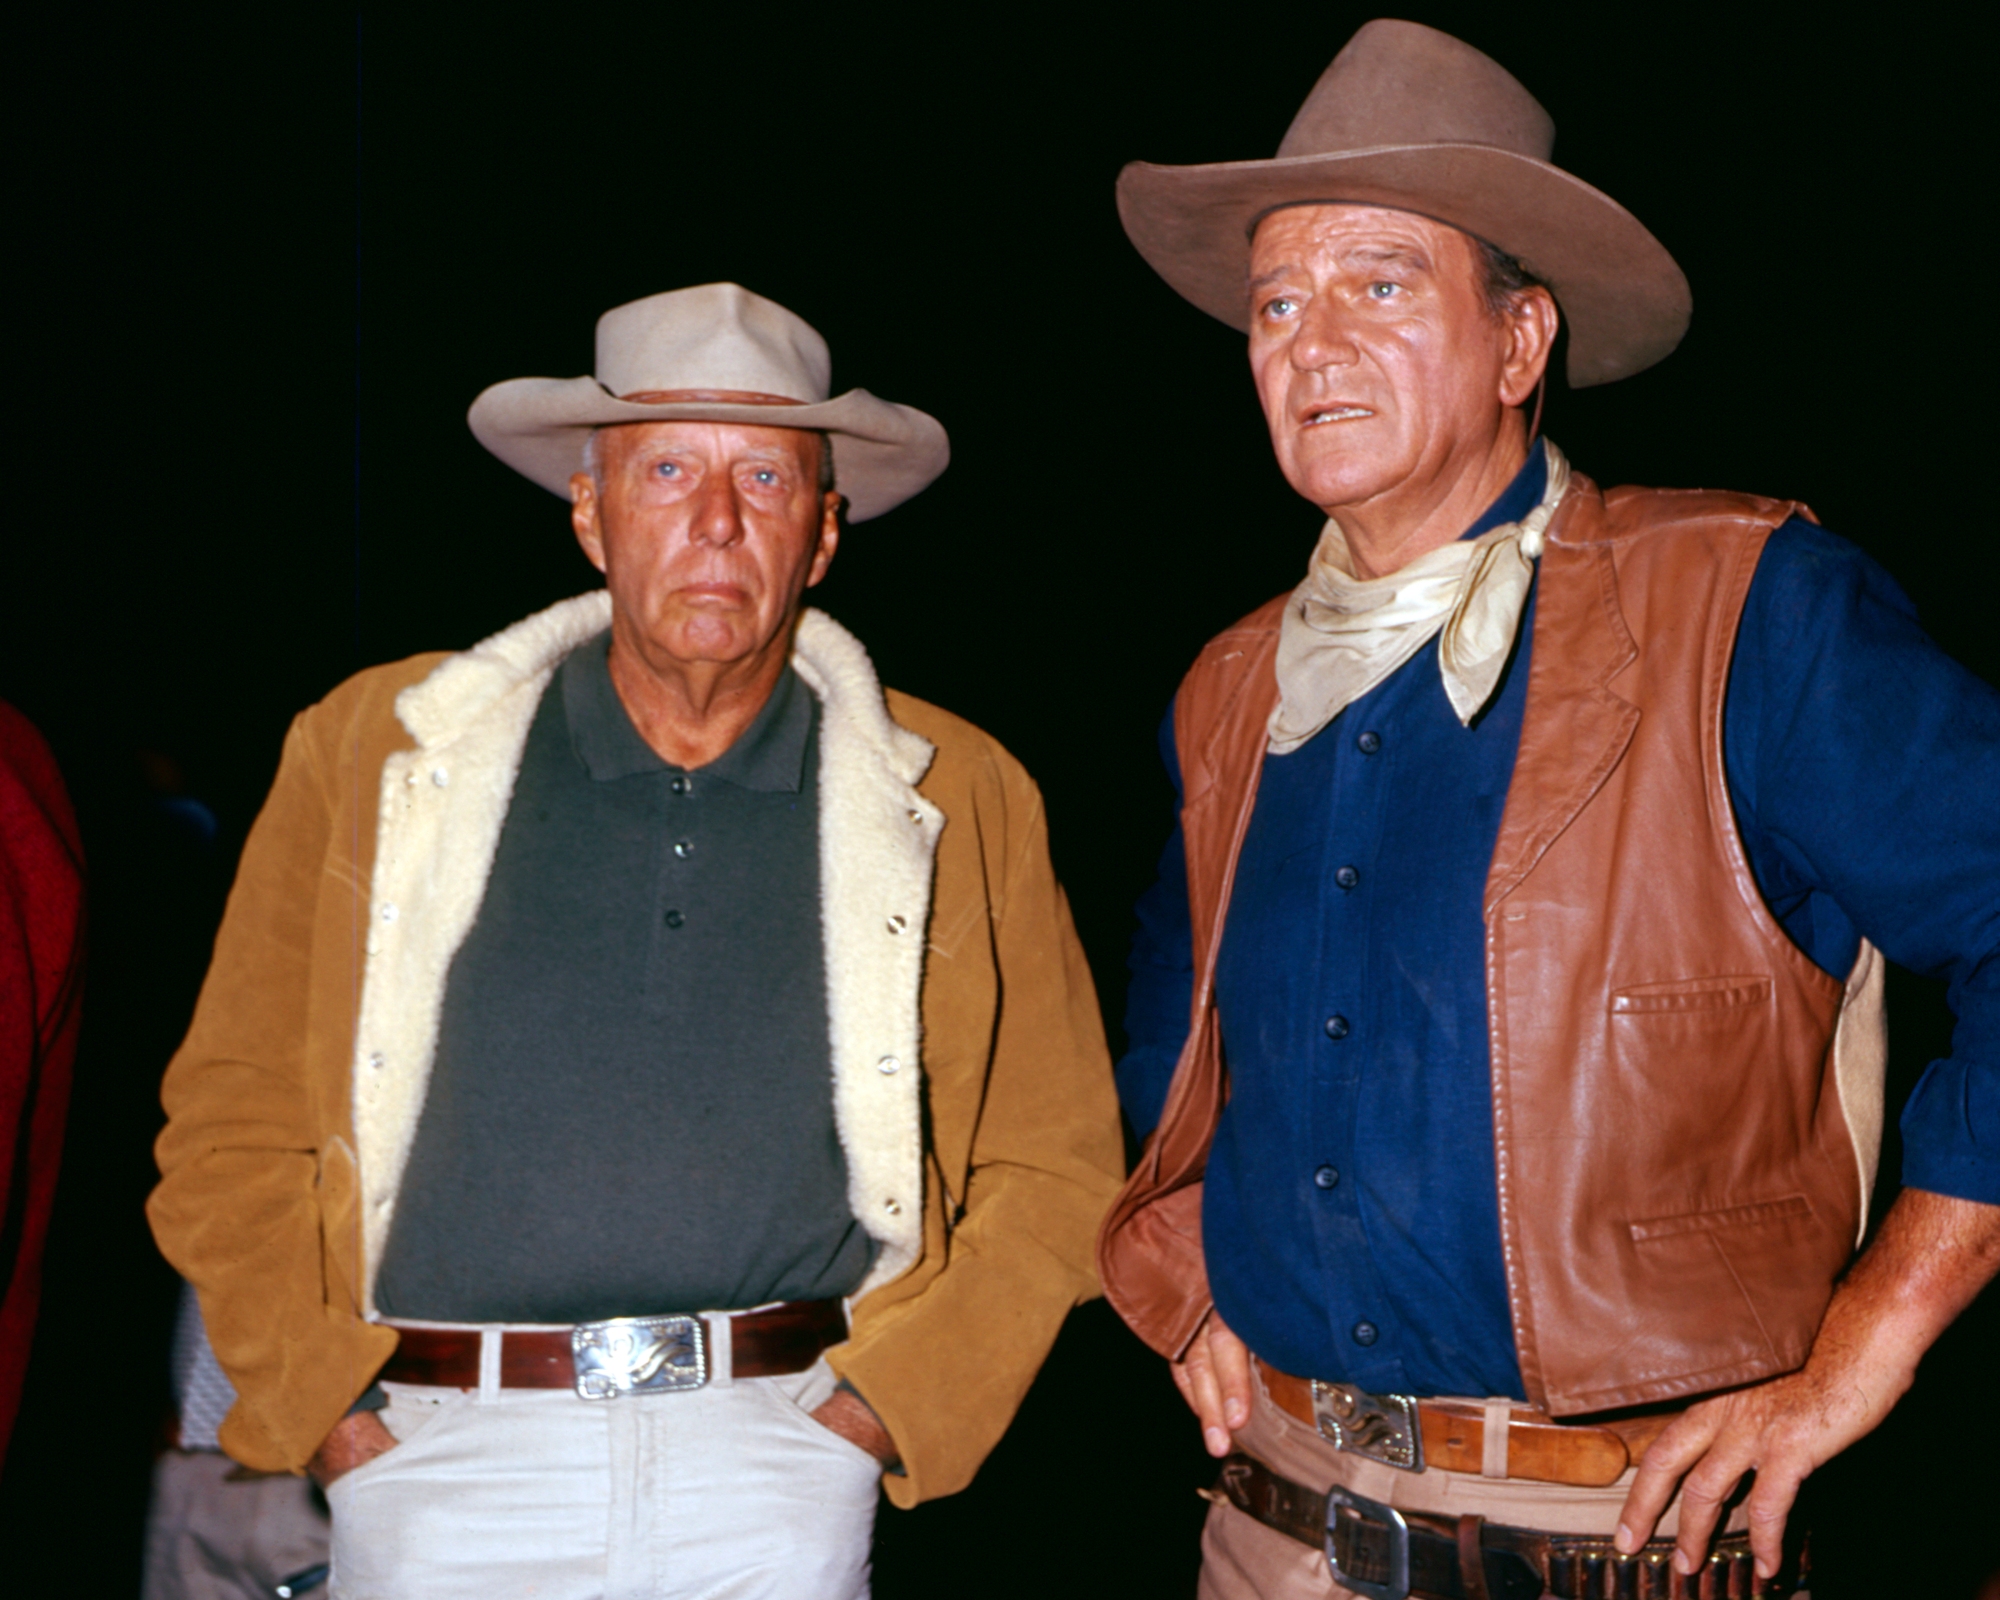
[1214,1453,1798,1600]
[1258,1359,1675,1489]
[379,1298,846,1390]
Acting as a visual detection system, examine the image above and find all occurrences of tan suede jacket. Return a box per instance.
[150,595,1123,1506]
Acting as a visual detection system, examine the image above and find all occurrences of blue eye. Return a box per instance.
[1263,296,1299,319]
[654,461,681,478]
[752,469,779,485]
[1367,281,1400,299]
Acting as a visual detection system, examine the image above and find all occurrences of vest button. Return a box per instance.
[673,839,693,859]
[1313,1164,1339,1190]
[1334,865,1359,891]
[1351,1320,1378,1347]
[1356,731,1382,754]
[1323,1014,1351,1040]
[669,775,690,795]
[663,908,685,929]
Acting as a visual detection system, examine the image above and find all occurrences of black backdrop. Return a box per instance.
[4,7,1993,1595]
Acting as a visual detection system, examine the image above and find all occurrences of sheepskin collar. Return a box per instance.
[354,592,942,1313]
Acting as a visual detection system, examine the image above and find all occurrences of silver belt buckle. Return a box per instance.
[1324,1481,1411,1600]
[571,1314,707,1399]
[1311,1379,1424,1472]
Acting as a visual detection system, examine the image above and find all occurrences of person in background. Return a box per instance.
[0,699,84,1472]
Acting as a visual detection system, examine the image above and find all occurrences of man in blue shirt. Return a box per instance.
[1098,21,1998,1600]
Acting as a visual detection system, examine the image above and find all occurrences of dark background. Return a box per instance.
[4,6,1993,1595]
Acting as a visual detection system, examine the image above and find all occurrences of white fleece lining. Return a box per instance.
[352,596,940,1314]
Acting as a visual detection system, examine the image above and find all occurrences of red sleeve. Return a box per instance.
[0,701,86,1468]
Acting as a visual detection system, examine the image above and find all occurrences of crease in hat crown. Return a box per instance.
[466,281,950,521]
[596,283,833,402]
[1115,18,1692,387]
[1274,19,1555,162]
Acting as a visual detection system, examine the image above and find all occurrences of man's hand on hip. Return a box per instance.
[1172,1307,1255,1457]
[1616,1188,2000,1582]
[811,1388,898,1466]
[307,1409,398,1489]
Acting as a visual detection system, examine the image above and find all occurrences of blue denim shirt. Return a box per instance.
[1118,449,2000,1399]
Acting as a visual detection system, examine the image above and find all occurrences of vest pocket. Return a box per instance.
[1625,1194,1822,1371]
[1610,975,1772,1013]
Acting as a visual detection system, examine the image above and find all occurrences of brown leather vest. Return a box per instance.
[1097,475,1885,1415]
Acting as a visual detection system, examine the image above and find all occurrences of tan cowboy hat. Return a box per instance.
[1117,19,1691,387]
[468,283,949,521]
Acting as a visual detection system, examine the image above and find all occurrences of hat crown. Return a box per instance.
[1276,19,1554,163]
[593,283,833,404]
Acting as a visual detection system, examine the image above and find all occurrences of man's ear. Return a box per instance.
[805,491,843,589]
[1499,287,1560,410]
[571,473,608,573]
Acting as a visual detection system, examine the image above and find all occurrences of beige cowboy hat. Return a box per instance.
[1117,19,1691,387]
[468,283,949,521]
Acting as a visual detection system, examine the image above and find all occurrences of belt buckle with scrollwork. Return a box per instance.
[571,1314,707,1399]
[1310,1379,1424,1472]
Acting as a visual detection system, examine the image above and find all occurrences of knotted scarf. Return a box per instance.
[1268,441,1572,754]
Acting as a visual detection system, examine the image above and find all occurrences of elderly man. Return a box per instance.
[148,282,1123,1598]
[1098,22,1998,1600]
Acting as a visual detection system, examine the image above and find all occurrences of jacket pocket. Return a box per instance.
[1610,975,1772,1014]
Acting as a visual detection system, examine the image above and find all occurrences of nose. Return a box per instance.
[1290,292,1360,373]
[687,469,746,548]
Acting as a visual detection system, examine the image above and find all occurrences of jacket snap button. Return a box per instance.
[886,914,907,934]
[1323,1014,1350,1040]
[1313,1164,1339,1190]
[368,1052,385,1072]
[878,1056,901,1075]
[431,769,449,787]
[882,1198,902,1215]
[1357,731,1382,754]
[1335,866,1359,890]
[1351,1321,1378,1347]
[380,903,399,923]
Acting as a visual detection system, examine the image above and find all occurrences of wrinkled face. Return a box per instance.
[1247,203,1544,515]
[570,419,838,671]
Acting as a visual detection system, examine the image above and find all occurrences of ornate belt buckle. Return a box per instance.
[1324,1481,1411,1600]
[1311,1379,1424,1472]
[571,1314,707,1399]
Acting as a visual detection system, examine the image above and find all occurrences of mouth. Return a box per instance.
[1301,405,1374,427]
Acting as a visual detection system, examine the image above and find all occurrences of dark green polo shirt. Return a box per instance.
[374,633,878,1323]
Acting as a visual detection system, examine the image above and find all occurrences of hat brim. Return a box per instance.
[1117,143,1690,388]
[466,381,949,522]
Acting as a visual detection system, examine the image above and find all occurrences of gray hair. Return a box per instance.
[1474,238,1551,320]
[582,426,837,495]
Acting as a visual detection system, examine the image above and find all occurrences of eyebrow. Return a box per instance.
[1345,245,1430,271]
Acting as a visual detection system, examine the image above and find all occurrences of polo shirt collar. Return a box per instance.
[561,631,815,792]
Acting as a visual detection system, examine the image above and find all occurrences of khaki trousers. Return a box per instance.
[1199,1369,1751,1600]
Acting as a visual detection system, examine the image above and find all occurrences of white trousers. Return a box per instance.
[326,1357,879,1600]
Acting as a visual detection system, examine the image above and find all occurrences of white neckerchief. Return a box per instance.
[1267,441,1572,754]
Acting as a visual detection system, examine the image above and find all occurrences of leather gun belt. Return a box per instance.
[1257,1360,1675,1488]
